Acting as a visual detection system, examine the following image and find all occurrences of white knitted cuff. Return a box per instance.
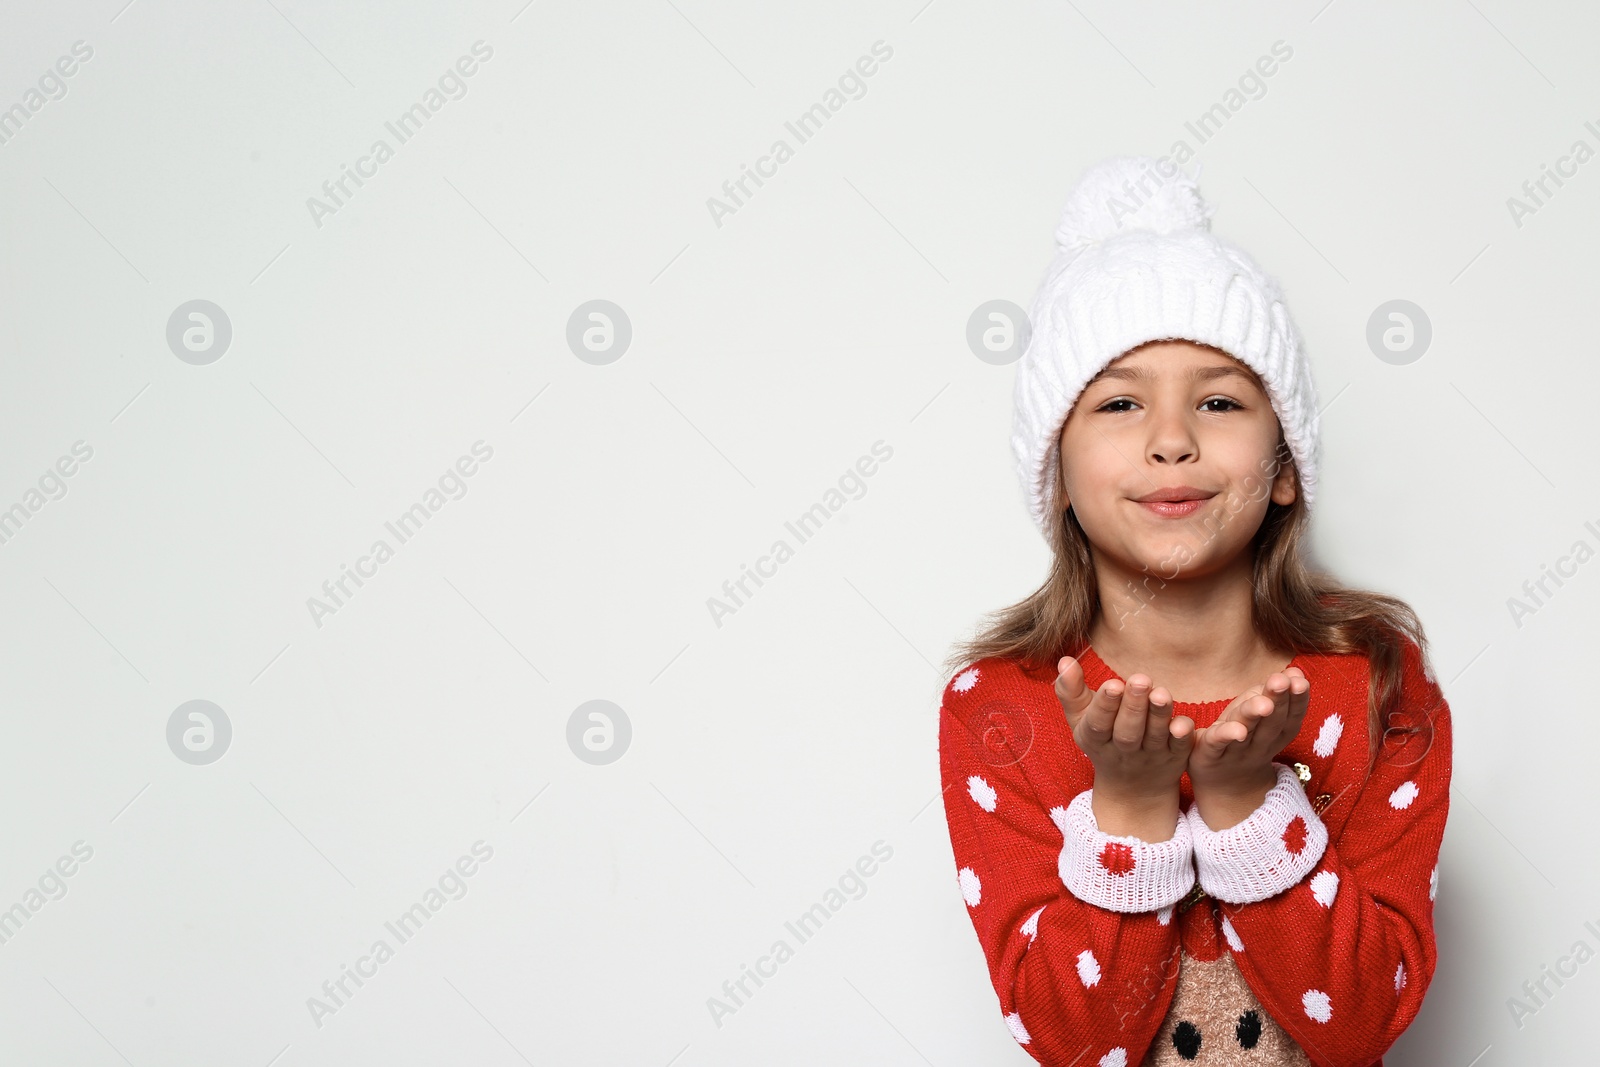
[1050,790,1196,913]
[1186,762,1328,904]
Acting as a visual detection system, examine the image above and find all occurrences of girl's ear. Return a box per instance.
[1270,445,1299,506]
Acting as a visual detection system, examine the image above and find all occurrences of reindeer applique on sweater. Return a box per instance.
[939,640,1449,1067]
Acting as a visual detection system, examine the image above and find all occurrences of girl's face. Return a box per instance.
[1058,339,1298,583]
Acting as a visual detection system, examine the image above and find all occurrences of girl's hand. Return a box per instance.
[1055,656,1195,807]
[1188,667,1311,826]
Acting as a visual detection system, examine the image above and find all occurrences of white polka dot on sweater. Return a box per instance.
[967,775,997,812]
[1077,949,1102,987]
[1303,989,1332,1022]
[1005,1010,1031,1044]
[1099,1048,1128,1067]
[1221,914,1244,952]
[1021,906,1045,942]
[1313,714,1343,758]
[1429,863,1439,901]
[1389,781,1420,810]
[1395,961,1406,992]
[1156,904,1173,926]
[958,867,981,907]
[1310,870,1339,908]
[952,668,980,693]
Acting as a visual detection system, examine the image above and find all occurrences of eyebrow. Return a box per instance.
[1089,364,1259,386]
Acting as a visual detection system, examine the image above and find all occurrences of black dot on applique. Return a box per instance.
[1172,1020,1201,1059]
[1236,1009,1263,1048]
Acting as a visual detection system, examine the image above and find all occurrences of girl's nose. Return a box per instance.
[1147,409,1199,465]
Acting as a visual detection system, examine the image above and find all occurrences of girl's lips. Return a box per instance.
[1135,497,1211,518]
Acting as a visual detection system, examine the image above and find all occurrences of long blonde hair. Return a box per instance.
[945,438,1437,777]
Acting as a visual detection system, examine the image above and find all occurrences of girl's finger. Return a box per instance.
[1216,685,1261,729]
[1220,720,1250,745]
[1192,722,1235,761]
[1286,672,1311,725]
[1081,679,1122,744]
[1264,673,1293,719]
[1211,690,1260,744]
[1112,674,1153,749]
[1237,695,1274,749]
[1054,657,1091,729]
[1249,690,1277,724]
[1250,675,1295,744]
[1167,713,1196,755]
[1143,686,1174,750]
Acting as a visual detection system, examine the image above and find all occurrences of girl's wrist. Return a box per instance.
[1091,784,1180,842]
[1189,764,1279,831]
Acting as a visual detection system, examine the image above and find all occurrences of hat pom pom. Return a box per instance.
[1054,155,1214,254]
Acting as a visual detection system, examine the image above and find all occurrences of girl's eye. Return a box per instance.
[1094,397,1242,414]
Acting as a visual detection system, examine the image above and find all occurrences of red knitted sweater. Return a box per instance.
[938,636,1451,1067]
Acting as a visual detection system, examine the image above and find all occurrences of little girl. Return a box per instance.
[939,155,1451,1067]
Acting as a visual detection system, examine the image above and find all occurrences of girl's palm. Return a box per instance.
[1187,667,1311,791]
[1054,656,1194,798]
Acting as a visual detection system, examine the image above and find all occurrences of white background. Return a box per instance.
[0,0,1594,1064]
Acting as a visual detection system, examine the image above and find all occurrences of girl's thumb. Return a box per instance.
[1054,656,1086,724]
[1169,715,1197,750]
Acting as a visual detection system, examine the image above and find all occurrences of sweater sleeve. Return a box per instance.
[1182,637,1452,1067]
[939,658,1191,1067]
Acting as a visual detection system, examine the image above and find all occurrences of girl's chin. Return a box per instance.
[1119,541,1226,580]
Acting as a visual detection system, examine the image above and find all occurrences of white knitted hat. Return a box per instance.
[1012,154,1321,542]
